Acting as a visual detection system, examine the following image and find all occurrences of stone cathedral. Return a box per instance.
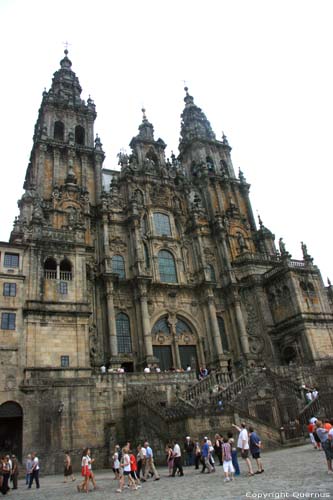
[0,51,332,471]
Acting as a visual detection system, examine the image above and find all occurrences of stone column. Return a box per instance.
[106,280,118,358]
[138,283,153,359]
[234,301,250,355]
[168,315,181,369]
[207,294,224,358]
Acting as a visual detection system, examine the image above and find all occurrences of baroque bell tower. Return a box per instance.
[10,51,105,370]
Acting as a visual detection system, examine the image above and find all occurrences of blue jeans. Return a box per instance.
[232,449,240,475]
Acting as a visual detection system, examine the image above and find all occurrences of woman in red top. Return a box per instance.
[129,453,141,487]
[308,422,317,449]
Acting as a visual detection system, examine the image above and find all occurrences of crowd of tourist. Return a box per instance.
[0,451,39,494]
[307,418,333,474]
[1,416,332,494]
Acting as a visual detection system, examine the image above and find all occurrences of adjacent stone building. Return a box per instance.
[0,51,332,471]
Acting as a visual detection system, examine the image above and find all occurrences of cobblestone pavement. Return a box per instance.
[9,445,333,500]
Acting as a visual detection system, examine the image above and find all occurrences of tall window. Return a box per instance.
[116,313,132,353]
[158,250,178,283]
[54,121,64,141]
[153,213,171,236]
[112,255,125,279]
[3,283,16,297]
[217,316,230,352]
[143,243,150,269]
[4,253,19,268]
[75,125,85,145]
[1,313,16,330]
[44,257,57,279]
[60,259,72,281]
[207,264,216,282]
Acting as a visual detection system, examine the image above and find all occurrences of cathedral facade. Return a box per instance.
[0,51,332,469]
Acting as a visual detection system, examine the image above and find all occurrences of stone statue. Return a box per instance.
[279,237,287,256]
[237,232,247,252]
[301,241,309,259]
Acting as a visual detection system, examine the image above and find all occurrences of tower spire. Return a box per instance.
[179,86,216,152]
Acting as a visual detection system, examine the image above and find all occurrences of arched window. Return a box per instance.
[44,257,57,279]
[75,125,85,145]
[154,213,171,236]
[112,255,125,279]
[152,317,170,335]
[207,264,216,282]
[60,259,72,281]
[217,316,230,352]
[116,313,132,353]
[143,243,150,269]
[54,121,64,141]
[176,318,193,335]
[158,250,177,283]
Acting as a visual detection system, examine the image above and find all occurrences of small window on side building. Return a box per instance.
[61,355,69,368]
[3,283,16,297]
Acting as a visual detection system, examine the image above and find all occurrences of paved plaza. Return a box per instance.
[9,445,333,500]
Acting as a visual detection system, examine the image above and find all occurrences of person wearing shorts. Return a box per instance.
[222,437,235,482]
[117,447,137,492]
[249,426,264,474]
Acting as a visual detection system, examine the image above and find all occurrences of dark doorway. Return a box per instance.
[179,345,198,371]
[153,346,173,371]
[282,345,297,365]
[121,362,133,373]
[0,402,23,461]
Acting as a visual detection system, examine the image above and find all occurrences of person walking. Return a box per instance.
[249,426,264,474]
[171,441,184,477]
[112,445,121,480]
[1,456,10,495]
[28,452,40,489]
[214,434,223,466]
[222,436,235,482]
[77,448,90,493]
[136,444,146,480]
[315,420,333,474]
[201,437,213,473]
[227,431,240,476]
[232,423,254,476]
[166,444,174,476]
[194,441,201,470]
[184,436,194,466]
[63,451,76,483]
[143,442,160,481]
[117,446,137,492]
[25,454,32,486]
[10,455,19,490]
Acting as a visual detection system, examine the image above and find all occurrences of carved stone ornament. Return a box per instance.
[110,237,127,253]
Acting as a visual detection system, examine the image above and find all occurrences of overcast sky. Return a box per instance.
[0,0,332,282]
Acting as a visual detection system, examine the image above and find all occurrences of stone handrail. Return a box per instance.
[209,373,249,406]
[181,369,231,402]
[298,397,321,425]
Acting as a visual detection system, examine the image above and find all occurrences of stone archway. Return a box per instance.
[0,401,23,461]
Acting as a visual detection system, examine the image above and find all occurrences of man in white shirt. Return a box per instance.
[28,452,40,489]
[172,441,184,477]
[232,423,254,476]
[144,366,150,373]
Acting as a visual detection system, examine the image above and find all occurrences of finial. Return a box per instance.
[141,107,148,122]
[328,277,332,287]
[63,41,71,55]
[257,212,264,229]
